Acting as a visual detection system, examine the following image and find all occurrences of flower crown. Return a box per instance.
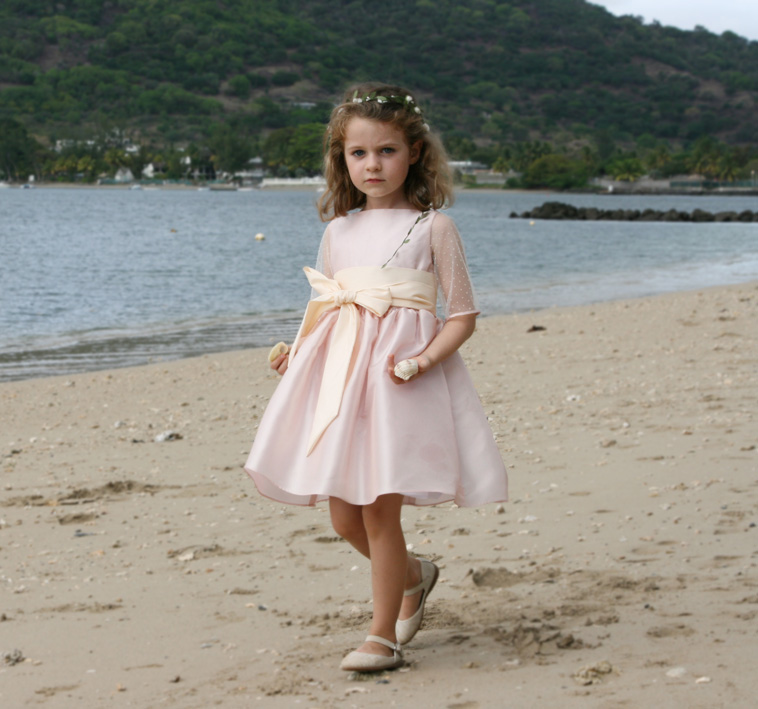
[351,90,425,121]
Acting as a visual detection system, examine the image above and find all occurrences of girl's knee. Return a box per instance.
[362,494,403,535]
[332,514,364,542]
[330,499,364,541]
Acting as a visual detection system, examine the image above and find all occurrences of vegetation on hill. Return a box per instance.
[2,0,758,184]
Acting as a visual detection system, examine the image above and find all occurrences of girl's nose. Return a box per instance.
[366,153,380,171]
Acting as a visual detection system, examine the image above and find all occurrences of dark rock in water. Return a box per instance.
[661,209,689,222]
[691,209,715,222]
[583,207,600,221]
[529,201,579,220]
[511,202,756,223]
[638,209,661,222]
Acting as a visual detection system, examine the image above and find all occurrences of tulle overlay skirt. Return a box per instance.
[244,307,508,507]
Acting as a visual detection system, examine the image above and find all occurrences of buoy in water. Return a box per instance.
[255,232,265,241]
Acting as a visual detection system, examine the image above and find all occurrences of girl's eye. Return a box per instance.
[381,147,395,154]
[351,149,365,157]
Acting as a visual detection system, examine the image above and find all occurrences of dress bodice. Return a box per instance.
[321,209,478,319]
[327,209,435,273]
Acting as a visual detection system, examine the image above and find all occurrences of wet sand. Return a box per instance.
[1,281,756,707]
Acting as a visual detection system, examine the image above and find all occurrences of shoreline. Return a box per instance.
[2,279,756,706]
[3,279,757,385]
[7,181,758,196]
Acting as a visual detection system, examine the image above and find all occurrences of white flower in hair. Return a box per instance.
[414,107,421,113]
[353,97,362,103]
[406,95,413,102]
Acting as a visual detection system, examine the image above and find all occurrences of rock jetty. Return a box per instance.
[512,201,758,222]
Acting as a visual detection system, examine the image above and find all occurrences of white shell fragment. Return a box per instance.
[394,358,418,381]
[268,342,289,363]
[573,660,616,685]
[154,430,182,443]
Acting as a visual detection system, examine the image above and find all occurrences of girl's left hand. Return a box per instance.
[387,354,430,384]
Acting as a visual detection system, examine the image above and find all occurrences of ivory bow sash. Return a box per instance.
[288,266,437,455]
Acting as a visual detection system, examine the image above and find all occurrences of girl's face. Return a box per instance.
[343,117,421,210]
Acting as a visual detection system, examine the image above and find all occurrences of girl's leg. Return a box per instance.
[329,496,424,626]
[356,493,405,654]
[329,496,370,557]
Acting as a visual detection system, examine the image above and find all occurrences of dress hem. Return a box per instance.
[245,467,508,509]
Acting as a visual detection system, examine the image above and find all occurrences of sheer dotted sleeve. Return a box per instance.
[431,212,479,320]
[310,223,333,299]
[314,223,333,277]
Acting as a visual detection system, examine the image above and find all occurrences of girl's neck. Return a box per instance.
[362,197,416,211]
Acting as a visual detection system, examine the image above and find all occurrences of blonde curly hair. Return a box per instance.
[317,82,454,221]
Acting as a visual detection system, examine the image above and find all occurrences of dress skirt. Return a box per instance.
[244,305,508,507]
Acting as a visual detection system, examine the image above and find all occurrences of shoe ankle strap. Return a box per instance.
[365,635,402,654]
[403,579,425,595]
[403,558,432,596]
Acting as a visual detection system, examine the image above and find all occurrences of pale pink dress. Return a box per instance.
[244,209,508,507]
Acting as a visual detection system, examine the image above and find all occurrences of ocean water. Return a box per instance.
[1,187,757,381]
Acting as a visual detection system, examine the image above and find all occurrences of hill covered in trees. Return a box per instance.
[2,0,758,182]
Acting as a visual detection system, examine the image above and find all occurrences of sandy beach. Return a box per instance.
[1,281,756,708]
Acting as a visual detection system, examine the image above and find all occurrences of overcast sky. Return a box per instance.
[590,1,758,41]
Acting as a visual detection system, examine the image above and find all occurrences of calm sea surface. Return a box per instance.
[1,187,757,381]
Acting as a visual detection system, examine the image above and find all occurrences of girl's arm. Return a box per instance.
[269,225,334,378]
[387,313,476,383]
[388,212,479,383]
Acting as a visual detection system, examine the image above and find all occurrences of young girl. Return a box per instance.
[244,83,507,672]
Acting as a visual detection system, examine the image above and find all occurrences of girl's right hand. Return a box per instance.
[270,352,289,376]
[268,341,290,376]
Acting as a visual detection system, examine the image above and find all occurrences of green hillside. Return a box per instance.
[2,0,758,182]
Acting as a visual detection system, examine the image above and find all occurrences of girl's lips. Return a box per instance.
[366,179,383,183]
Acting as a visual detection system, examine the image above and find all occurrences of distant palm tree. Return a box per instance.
[104,148,128,169]
[716,153,738,182]
[609,156,644,182]
[512,141,552,172]
[645,145,670,172]
[580,146,597,172]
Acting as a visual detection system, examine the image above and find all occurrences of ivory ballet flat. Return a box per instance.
[340,635,404,672]
[396,558,439,645]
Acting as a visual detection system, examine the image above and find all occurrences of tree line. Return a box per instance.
[3,116,756,189]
